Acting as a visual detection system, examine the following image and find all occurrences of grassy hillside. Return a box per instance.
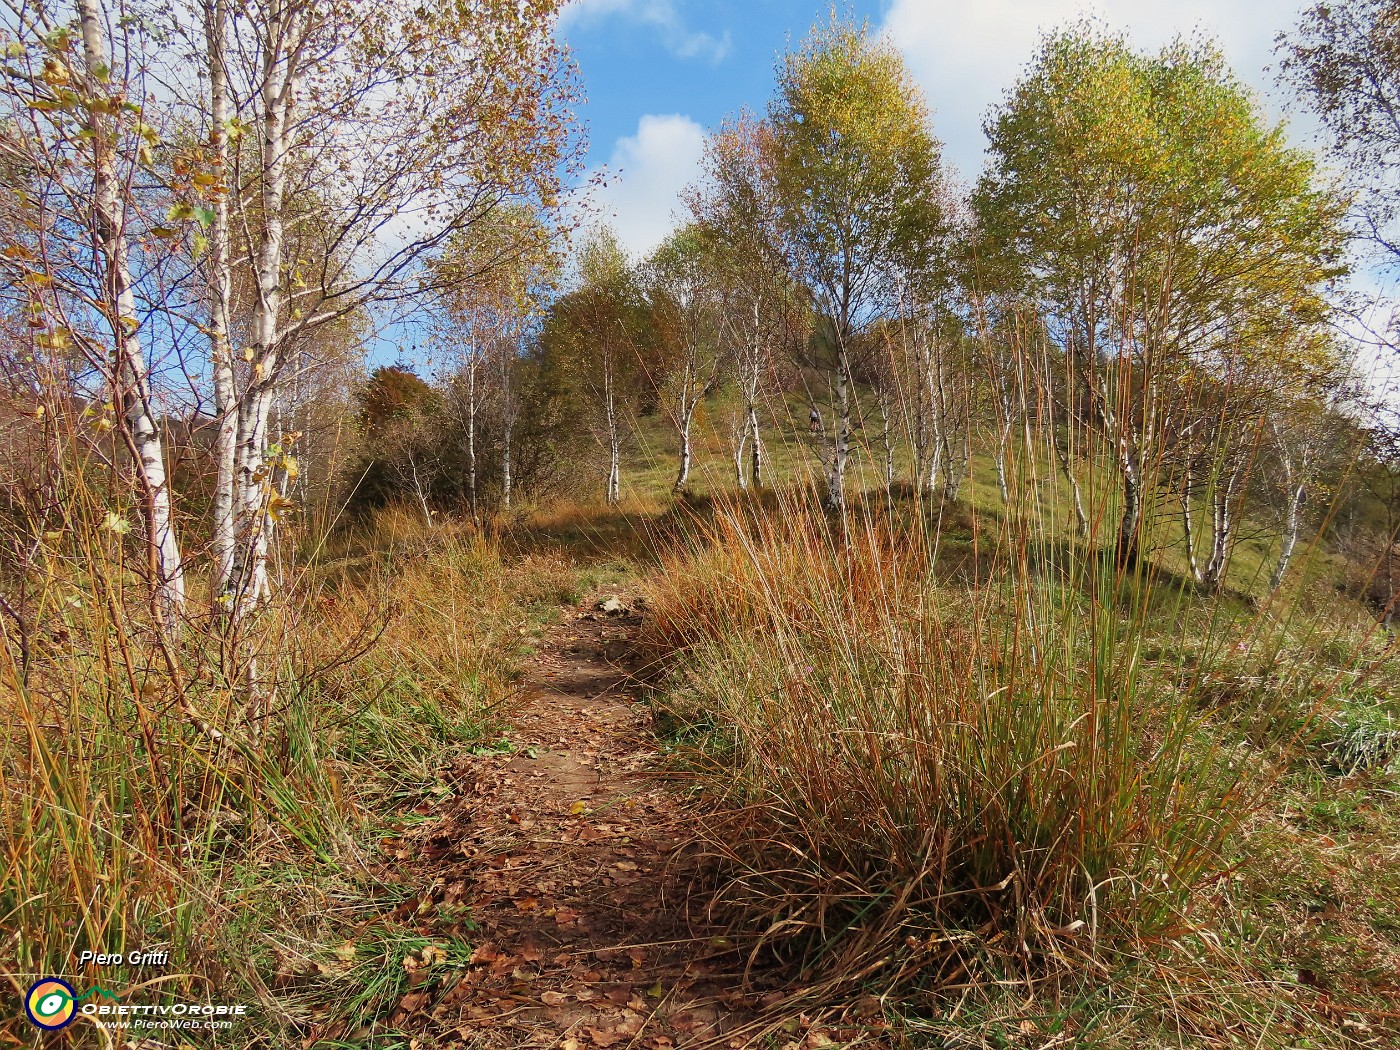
[601,384,1355,609]
[491,381,1399,1046]
[3,387,1394,1048]
[625,487,1399,1047]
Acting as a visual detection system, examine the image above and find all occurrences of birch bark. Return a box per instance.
[227,0,311,611]
[78,0,186,625]
[204,0,238,604]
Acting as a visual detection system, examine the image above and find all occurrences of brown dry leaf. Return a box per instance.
[852,995,880,1018]
[561,1040,580,1050]
[541,990,569,1006]
[588,1028,625,1047]
[515,896,539,912]
[470,944,500,964]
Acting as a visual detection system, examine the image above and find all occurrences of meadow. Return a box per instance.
[3,3,1399,1046]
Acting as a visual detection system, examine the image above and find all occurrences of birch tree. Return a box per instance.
[1262,371,1355,593]
[1283,0,1400,270]
[0,1,188,624]
[432,206,559,518]
[926,319,972,500]
[688,115,801,491]
[195,0,581,618]
[644,227,728,495]
[202,0,237,601]
[975,28,1346,568]
[544,229,642,504]
[1268,409,1314,593]
[762,17,947,511]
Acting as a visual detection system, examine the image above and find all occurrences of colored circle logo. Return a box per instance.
[25,978,76,1030]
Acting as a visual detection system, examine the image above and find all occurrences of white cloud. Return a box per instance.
[560,0,731,63]
[882,0,1310,180]
[590,114,706,259]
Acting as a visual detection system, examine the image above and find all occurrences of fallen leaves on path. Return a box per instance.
[360,597,808,1048]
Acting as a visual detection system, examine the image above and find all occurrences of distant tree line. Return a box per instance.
[347,8,1400,608]
[10,0,1400,651]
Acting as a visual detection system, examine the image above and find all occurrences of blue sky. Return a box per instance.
[559,0,1316,260]
[562,0,884,169]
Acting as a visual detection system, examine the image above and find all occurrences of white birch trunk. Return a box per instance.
[205,0,238,604]
[466,359,479,522]
[923,331,943,496]
[499,349,514,510]
[1051,434,1089,538]
[230,2,306,611]
[1092,385,1142,568]
[1204,468,1240,593]
[826,341,851,511]
[1269,423,1309,595]
[672,352,703,496]
[1271,477,1305,594]
[994,380,1013,504]
[79,0,186,625]
[934,341,963,501]
[604,357,621,504]
[1117,439,1143,568]
[1180,464,1203,585]
[733,421,748,489]
[608,432,621,504]
[748,403,762,489]
[736,302,765,492]
[994,442,1008,504]
[409,456,433,526]
[674,409,693,495]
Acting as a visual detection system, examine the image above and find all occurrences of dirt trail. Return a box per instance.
[388,593,784,1049]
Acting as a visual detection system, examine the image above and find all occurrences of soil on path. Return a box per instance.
[385,593,795,1049]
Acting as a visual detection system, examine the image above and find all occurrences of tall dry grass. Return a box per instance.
[638,467,1379,1020]
[0,400,567,1044]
